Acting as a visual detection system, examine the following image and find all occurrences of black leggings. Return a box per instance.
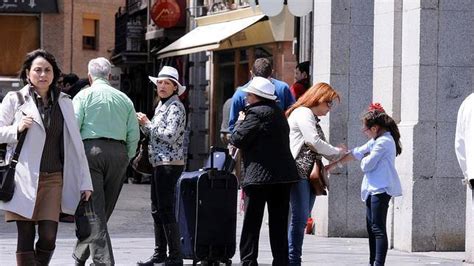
[16,220,58,252]
[150,165,184,225]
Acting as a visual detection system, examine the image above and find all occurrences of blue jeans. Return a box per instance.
[288,179,316,265]
[366,193,391,266]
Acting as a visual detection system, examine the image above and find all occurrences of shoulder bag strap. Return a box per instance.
[11,92,28,166]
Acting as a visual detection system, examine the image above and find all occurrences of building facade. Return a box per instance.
[113,0,299,170]
[0,0,122,99]
[155,0,298,169]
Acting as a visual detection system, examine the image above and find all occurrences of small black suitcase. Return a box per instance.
[176,147,238,265]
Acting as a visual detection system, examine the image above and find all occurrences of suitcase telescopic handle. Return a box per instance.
[206,146,238,172]
[208,146,231,169]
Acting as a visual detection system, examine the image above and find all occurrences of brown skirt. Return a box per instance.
[5,172,63,222]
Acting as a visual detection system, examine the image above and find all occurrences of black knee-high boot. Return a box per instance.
[137,223,168,265]
[35,244,54,266]
[163,223,183,266]
[16,251,37,266]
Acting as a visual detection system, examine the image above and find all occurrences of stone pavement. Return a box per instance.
[0,184,469,265]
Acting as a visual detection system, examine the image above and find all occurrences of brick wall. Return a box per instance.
[273,41,297,87]
[43,0,124,78]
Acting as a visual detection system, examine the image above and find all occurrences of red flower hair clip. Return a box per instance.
[368,103,385,113]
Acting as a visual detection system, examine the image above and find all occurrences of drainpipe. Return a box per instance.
[70,0,74,72]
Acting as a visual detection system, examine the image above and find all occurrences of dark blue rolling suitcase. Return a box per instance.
[176,147,238,265]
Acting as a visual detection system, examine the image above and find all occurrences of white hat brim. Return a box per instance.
[242,86,277,101]
[148,76,186,96]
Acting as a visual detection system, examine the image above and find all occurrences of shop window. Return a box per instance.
[0,15,40,76]
[83,14,99,50]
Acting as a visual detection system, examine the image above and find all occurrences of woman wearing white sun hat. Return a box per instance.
[230,76,299,266]
[136,66,186,266]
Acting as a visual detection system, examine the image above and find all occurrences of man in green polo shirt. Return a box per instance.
[72,57,139,265]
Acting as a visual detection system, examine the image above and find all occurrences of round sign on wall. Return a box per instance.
[151,0,181,28]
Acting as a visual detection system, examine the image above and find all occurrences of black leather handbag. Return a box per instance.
[75,199,94,241]
[131,137,153,176]
[0,92,27,202]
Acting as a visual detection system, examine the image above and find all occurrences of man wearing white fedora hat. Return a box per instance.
[230,76,299,266]
[136,65,187,266]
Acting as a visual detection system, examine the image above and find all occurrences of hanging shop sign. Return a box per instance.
[0,0,58,13]
[150,0,181,28]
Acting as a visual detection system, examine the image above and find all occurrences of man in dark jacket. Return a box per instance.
[230,77,299,266]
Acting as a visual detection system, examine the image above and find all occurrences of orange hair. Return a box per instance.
[285,82,340,117]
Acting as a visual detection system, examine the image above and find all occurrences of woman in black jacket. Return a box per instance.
[230,77,299,266]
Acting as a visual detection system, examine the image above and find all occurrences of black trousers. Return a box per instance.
[151,165,184,225]
[240,183,291,266]
[366,193,391,266]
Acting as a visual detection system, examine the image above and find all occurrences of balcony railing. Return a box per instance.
[127,0,147,15]
[114,8,147,55]
[206,0,251,15]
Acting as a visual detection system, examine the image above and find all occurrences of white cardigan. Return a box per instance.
[0,85,93,218]
[287,106,340,159]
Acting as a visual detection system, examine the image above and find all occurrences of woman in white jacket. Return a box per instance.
[0,49,93,266]
[285,82,344,265]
